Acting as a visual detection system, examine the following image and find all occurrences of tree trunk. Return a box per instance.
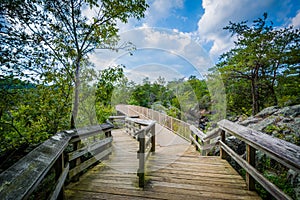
[251,68,259,115]
[71,62,80,129]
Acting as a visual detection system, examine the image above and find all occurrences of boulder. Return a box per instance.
[255,106,279,118]
[275,104,300,117]
[248,116,278,131]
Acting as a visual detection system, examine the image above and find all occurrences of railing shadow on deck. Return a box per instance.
[0,123,113,200]
[119,104,300,200]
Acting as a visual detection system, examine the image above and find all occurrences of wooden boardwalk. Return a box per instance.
[65,126,261,200]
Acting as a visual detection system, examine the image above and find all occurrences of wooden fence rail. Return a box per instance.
[0,123,113,200]
[116,105,300,199]
[124,117,156,188]
[118,105,219,155]
[218,119,300,200]
[118,105,190,141]
[190,125,219,155]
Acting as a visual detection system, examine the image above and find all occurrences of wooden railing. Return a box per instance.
[190,125,219,155]
[117,105,300,199]
[124,117,155,188]
[218,119,300,200]
[117,105,219,155]
[0,123,113,200]
[108,115,139,128]
[117,105,190,141]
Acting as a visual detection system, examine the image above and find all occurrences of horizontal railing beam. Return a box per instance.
[220,141,292,200]
[218,119,300,173]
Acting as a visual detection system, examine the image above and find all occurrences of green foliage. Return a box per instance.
[0,80,72,153]
[212,13,300,116]
[1,0,148,130]
[95,66,125,123]
[255,170,295,200]
[0,0,148,153]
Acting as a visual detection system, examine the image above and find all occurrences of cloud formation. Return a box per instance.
[291,10,300,28]
[197,0,296,61]
[90,27,212,83]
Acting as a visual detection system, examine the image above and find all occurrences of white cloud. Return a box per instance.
[291,10,300,28]
[146,0,184,25]
[89,27,212,83]
[197,0,294,62]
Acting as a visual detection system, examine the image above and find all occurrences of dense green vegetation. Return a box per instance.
[0,0,148,154]
[211,13,300,116]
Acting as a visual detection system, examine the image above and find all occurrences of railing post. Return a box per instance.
[54,153,64,200]
[220,130,227,159]
[72,140,81,181]
[151,124,155,152]
[195,134,199,151]
[246,144,256,190]
[137,130,145,187]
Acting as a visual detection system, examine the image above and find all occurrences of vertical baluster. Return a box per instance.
[246,144,256,190]
[138,130,145,187]
[151,124,155,152]
[220,130,227,159]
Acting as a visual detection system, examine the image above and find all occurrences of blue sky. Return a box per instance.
[90,0,300,83]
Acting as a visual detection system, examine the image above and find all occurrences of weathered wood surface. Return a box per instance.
[218,119,300,173]
[0,131,71,200]
[0,123,113,200]
[65,127,261,199]
[220,141,291,200]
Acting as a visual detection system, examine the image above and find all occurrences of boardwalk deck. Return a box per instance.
[65,126,261,200]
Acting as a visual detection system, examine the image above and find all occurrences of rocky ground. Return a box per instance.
[238,105,300,145]
[227,105,300,199]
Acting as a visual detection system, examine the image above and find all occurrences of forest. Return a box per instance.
[0,0,299,175]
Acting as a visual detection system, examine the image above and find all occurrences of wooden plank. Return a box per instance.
[246,144,256,190]
[71,124,113,142]
[0,132,70,200]
[190,134,202,150]
[66,120,260,200]
[69,147,112,178]
[125,117,154,126]
[203,128,220,142]
[138,131,145,187]
[218,119,300,172]
[190,125,206,141]
[68,137,112,161]
[220,141,292,200]
[220,130,227,159]
[109,115,139,119]
[68,182,260,200]
[49,163,69,200]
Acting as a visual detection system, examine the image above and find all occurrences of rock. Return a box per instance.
[255,106,279,118]
[226,136,245,155]
[238,117,259,126]
[275,104,300,117]
[248,116,277,131]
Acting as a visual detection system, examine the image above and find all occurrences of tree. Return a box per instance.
[1,0,148,128]
[95,65,125,123]
[213,13,300,115]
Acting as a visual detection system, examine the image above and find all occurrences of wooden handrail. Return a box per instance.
[0,123,113,200]
[190,125,220,155]
[218,119,300,200]
[119,105,190,141]
[124,117,156,188]
[117,105,219,155]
